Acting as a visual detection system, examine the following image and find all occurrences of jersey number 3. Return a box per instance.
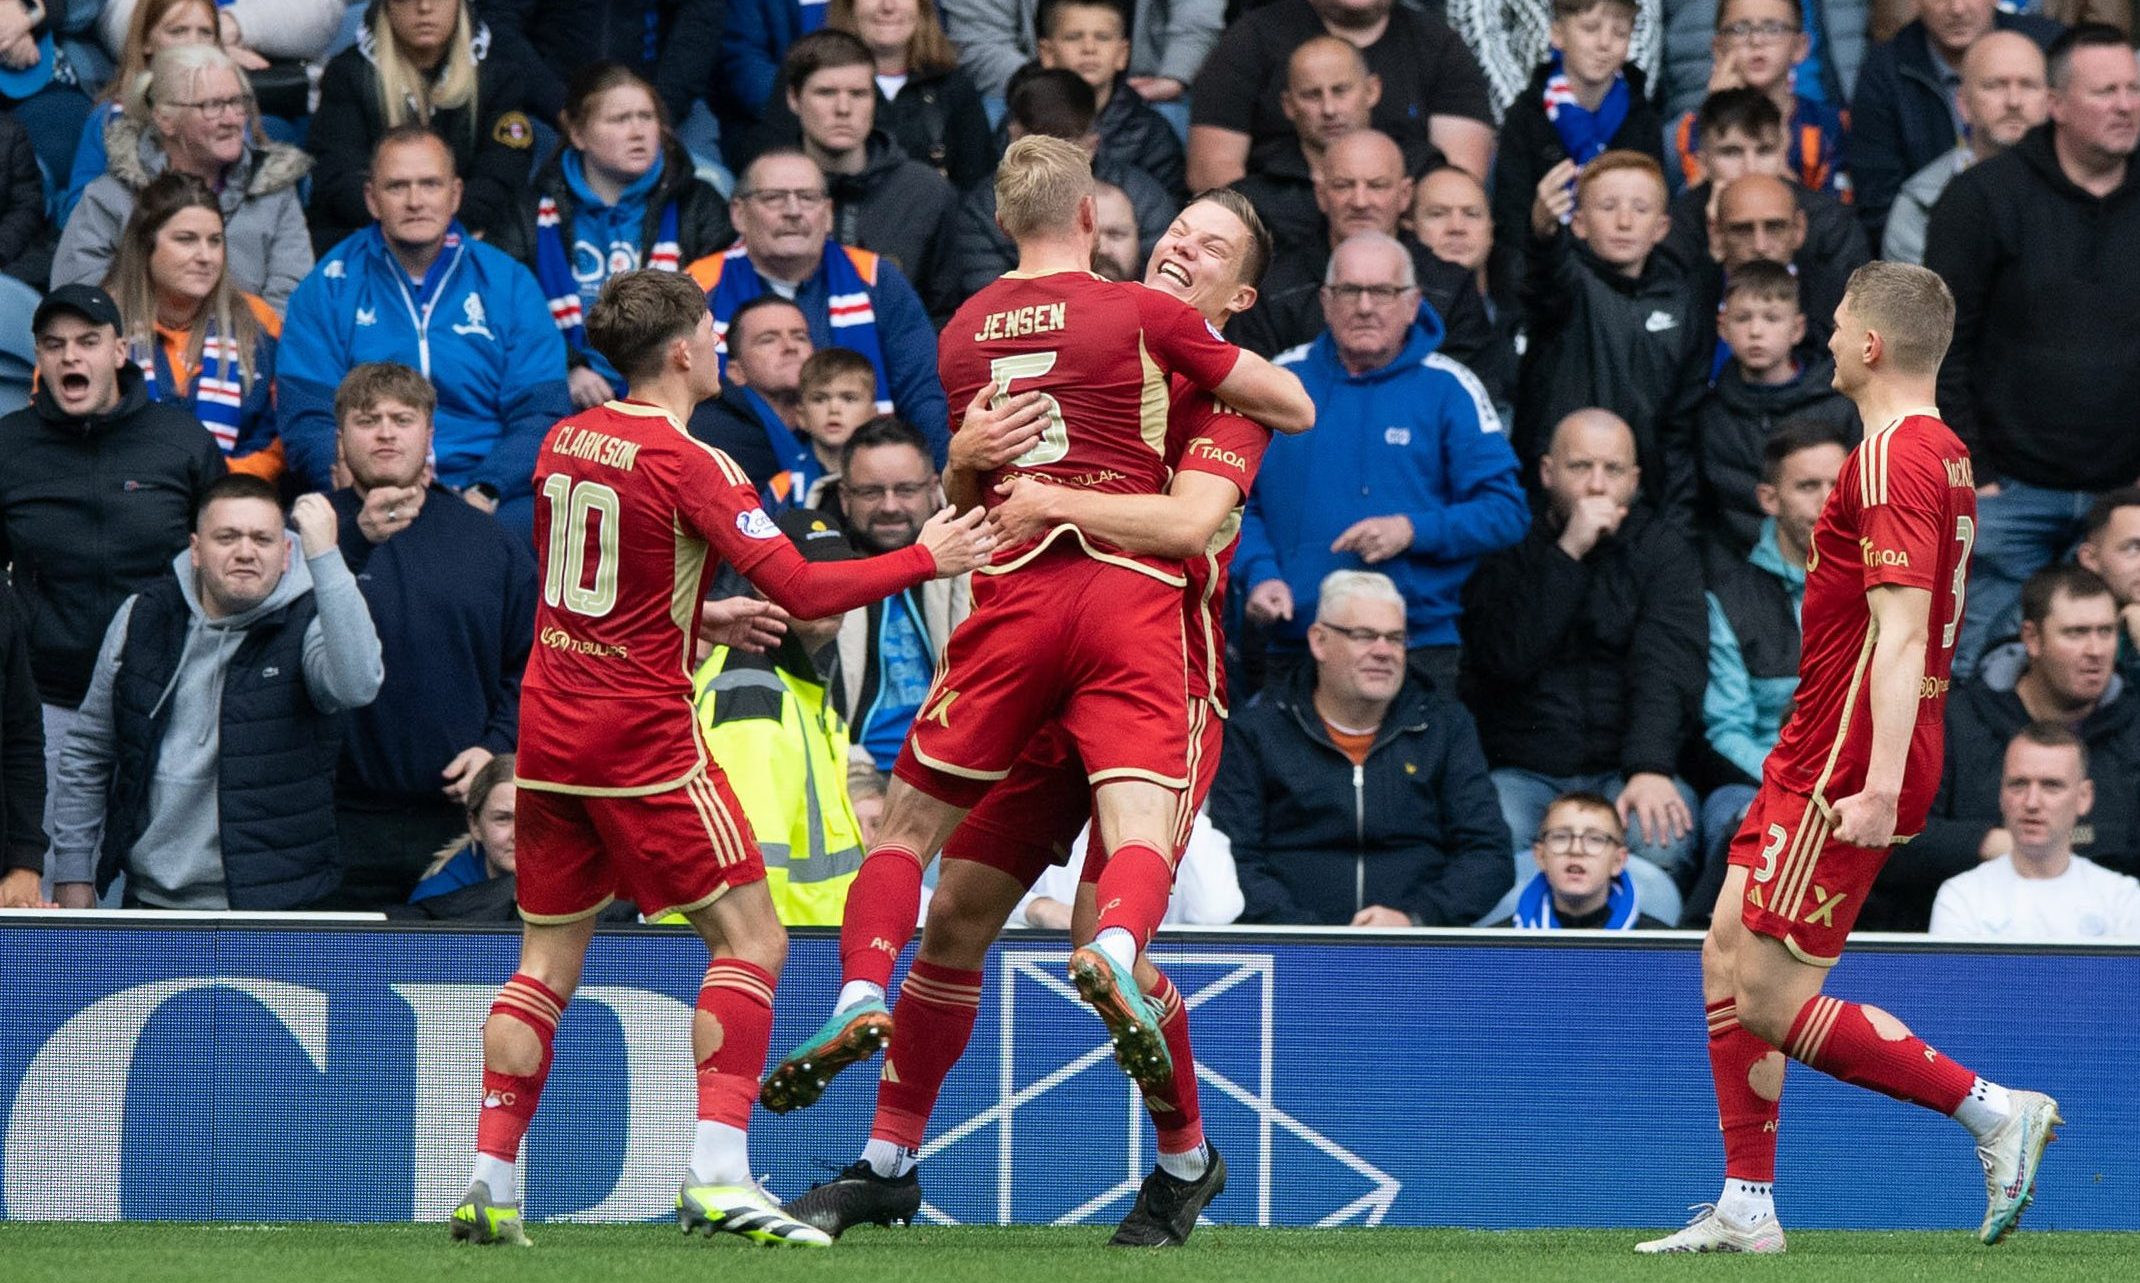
[541,475,621,618]
[1942,515,1975,651]
[989,352,1070,468]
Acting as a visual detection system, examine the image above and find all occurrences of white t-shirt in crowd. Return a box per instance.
[1011,812,1245,929]
[876,74,910,100]
[1929,853,2140,942]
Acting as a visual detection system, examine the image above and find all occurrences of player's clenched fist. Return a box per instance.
[917,505,997,577]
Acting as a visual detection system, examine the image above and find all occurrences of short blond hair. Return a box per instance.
[1844,261,1954,376]
[995,135,1093,240]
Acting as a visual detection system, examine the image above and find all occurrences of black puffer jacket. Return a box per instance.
[1096,77,1186,201]
[1460,505,1707,780]
[1209,664,1513,926]
[308,11,540,252]
[1680,354,1860,549]
[754,65,999,192]
[825,132,962,323]
[0,368,227,709]
[0,112,48,288]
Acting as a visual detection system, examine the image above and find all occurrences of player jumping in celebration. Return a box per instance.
[774,190,1282,1247]
[765,137,1312,1127]
[1638,262,2061,1256]
[449,270,993,1249]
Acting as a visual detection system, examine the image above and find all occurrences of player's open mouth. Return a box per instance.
[1156,261,1191,287]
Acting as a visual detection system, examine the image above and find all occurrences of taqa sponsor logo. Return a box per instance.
[1192,440,1248,471]
[1860,538,1909,568]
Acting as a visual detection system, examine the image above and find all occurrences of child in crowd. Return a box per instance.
[1519,149,1705,516]
[1490,0,1662,299]
[1678,261,1857,545]
[1487,791,1672,930]
[797,347,881,508]
[1034,0,1185,198]
[1669,0,1847,198]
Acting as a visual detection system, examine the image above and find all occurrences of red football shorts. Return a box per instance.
[895,551,1191,810]
[514,769,764,923]
[947,697,1224,891]
[1727,784,1893,966]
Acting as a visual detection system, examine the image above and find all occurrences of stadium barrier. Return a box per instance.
[1,917,2133,1230]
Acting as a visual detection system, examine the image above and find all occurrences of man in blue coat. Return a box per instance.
[277,127,571,537]
[1236,231,1527,698]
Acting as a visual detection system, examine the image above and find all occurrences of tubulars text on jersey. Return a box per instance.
[550,423,643,471]
[972,301,1067,343]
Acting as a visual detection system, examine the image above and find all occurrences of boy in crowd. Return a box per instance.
[1491,0,1663,301]
[1489,791,1674,930]
[797,348,881,508]
[1035,0,1185,199]
[1519,150,1705,515]
[1679,261,1857,545]
[1669,0,1847,198]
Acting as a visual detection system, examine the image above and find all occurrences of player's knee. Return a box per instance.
[726,915,789,977]
[483,1013,546,1076]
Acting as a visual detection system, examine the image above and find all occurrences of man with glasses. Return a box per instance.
[1487,791,1672,929]
[1238,230,1526,699]
[1667,0,1848,199]
[1213,567,1511,927]
[687,149,949,463]
[1460,408,1707,927]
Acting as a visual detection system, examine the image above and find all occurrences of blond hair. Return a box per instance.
[105,0,221,106]
[994,135,1093,240]
[371,0,479,130]
[1843,261,1955,376]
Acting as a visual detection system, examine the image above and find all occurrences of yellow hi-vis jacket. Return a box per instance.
[690,642,863,926]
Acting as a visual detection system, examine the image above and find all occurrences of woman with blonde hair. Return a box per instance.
[55,41,313,307]
[404,754,520,915]
[308,0,541,252]
[101,171,285,480]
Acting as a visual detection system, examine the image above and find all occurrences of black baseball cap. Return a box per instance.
[32,284,123,335]
[777,508,860,563]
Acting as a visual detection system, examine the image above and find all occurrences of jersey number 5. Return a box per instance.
[989,352,1070,468]
[1942,515,1975,651]
[540,475,621,618]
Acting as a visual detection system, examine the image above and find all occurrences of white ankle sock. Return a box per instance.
[836,980,886,1014]
[1093,928,1137,973]
[1156,1143,1208,1182]
[471,1154,517,1205]
[1953,1077,2012,1142]
[860,1138,916,1178]
[688,1120,750,1186]
[1718,1178,1774,1226]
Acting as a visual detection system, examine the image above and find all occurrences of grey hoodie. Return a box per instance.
[49,537,384,907]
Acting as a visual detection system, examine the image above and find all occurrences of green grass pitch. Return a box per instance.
[1,1223,2129,1283]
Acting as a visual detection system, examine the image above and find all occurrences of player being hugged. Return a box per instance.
[448,269,992,1250]
[767,137,1313,1122]
[1638,262,2061,1257]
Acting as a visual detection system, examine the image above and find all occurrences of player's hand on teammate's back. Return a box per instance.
[918,506,997,577]
[1555,494,1627,560]
[987,476,1062,547]
[699,597,791,653]
[291,493,338,557]
[951,382,1049,475]
[1830,788,1900,849]
[1245,579,1293,626]
[1618,772,1691,847]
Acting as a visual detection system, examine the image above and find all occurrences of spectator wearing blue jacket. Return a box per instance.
[716,0,826,166]
[277,128,569,536]
[1236,231,1526,699]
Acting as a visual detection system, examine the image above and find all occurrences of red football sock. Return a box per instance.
[1707,1000,1784,1182]
[870,961,983,1150]
[840,844,926,990]
[695,959,777,1128]
[1092,840,1174,950]
[1784,995,1976,1114]
[1143,970,1204,1155]
[477,973,565,1161]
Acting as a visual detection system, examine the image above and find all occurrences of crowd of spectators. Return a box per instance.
[0,0,2136,942]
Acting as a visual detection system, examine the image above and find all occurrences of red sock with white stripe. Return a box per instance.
[1783,995,1982,1121]
[1706,1000,1781,1225]
[471,973,565,1205]
[692,959,776,1185]
[838,843,926,1004]
[1091,840,1174,971]
[1143,970,1208,1180]
[865,960,984,1176]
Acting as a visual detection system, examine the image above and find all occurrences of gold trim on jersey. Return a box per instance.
[520,894,618,925]
[514,698,711,795]
[1783,934,1844,969]
[1089,765,1193,789]
[907,741,1015,781]
[1770,794,1831,924]
[1808,621,1879,807]
[598,398,685,430]
[641,883,732,923]
[977,523,1190,587]
[671,515,709,676]
[1137,335,1170,457]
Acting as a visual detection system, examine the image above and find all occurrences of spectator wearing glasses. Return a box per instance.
[55,42,314,309]
[1486,790,1673,929]
[1211,569,1512,927]
[1666,0,1848,199]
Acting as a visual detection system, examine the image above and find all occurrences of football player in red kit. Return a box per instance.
[1638,262,2061,1256]
[449,270,993,1249]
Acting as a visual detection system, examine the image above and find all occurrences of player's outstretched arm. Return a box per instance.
[913,506,997,578]
[1211,350,1314,436]
[990,471,1239,560]
[1831,583,1933,848]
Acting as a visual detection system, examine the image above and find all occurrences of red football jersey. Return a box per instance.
[518,400,933,794]
[1168,381,1271,710]
[940,272,1243,580]
[1765,413,1977,831]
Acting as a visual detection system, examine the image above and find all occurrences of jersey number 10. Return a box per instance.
[541,475,621,618]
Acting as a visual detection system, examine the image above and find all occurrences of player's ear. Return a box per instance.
[1228,282,1257,316]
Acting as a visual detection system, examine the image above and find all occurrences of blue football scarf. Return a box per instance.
[1511,869,1642,930]
[704,243,892,414]
[1543,51,1631,167]
[138,321,250,456]
[534,155,681,350]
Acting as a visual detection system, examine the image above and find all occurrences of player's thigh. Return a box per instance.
[897,577,1071,796]
[1731,926,1830,1045]
[873,772,978,862]
[919,858,1032,969]
[588,775,771,945]
[512,916,602,999]
[1091,777,1190,858]
[942,726,1091,879]
[514,787,621,926]
[1056,570,1193,796]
